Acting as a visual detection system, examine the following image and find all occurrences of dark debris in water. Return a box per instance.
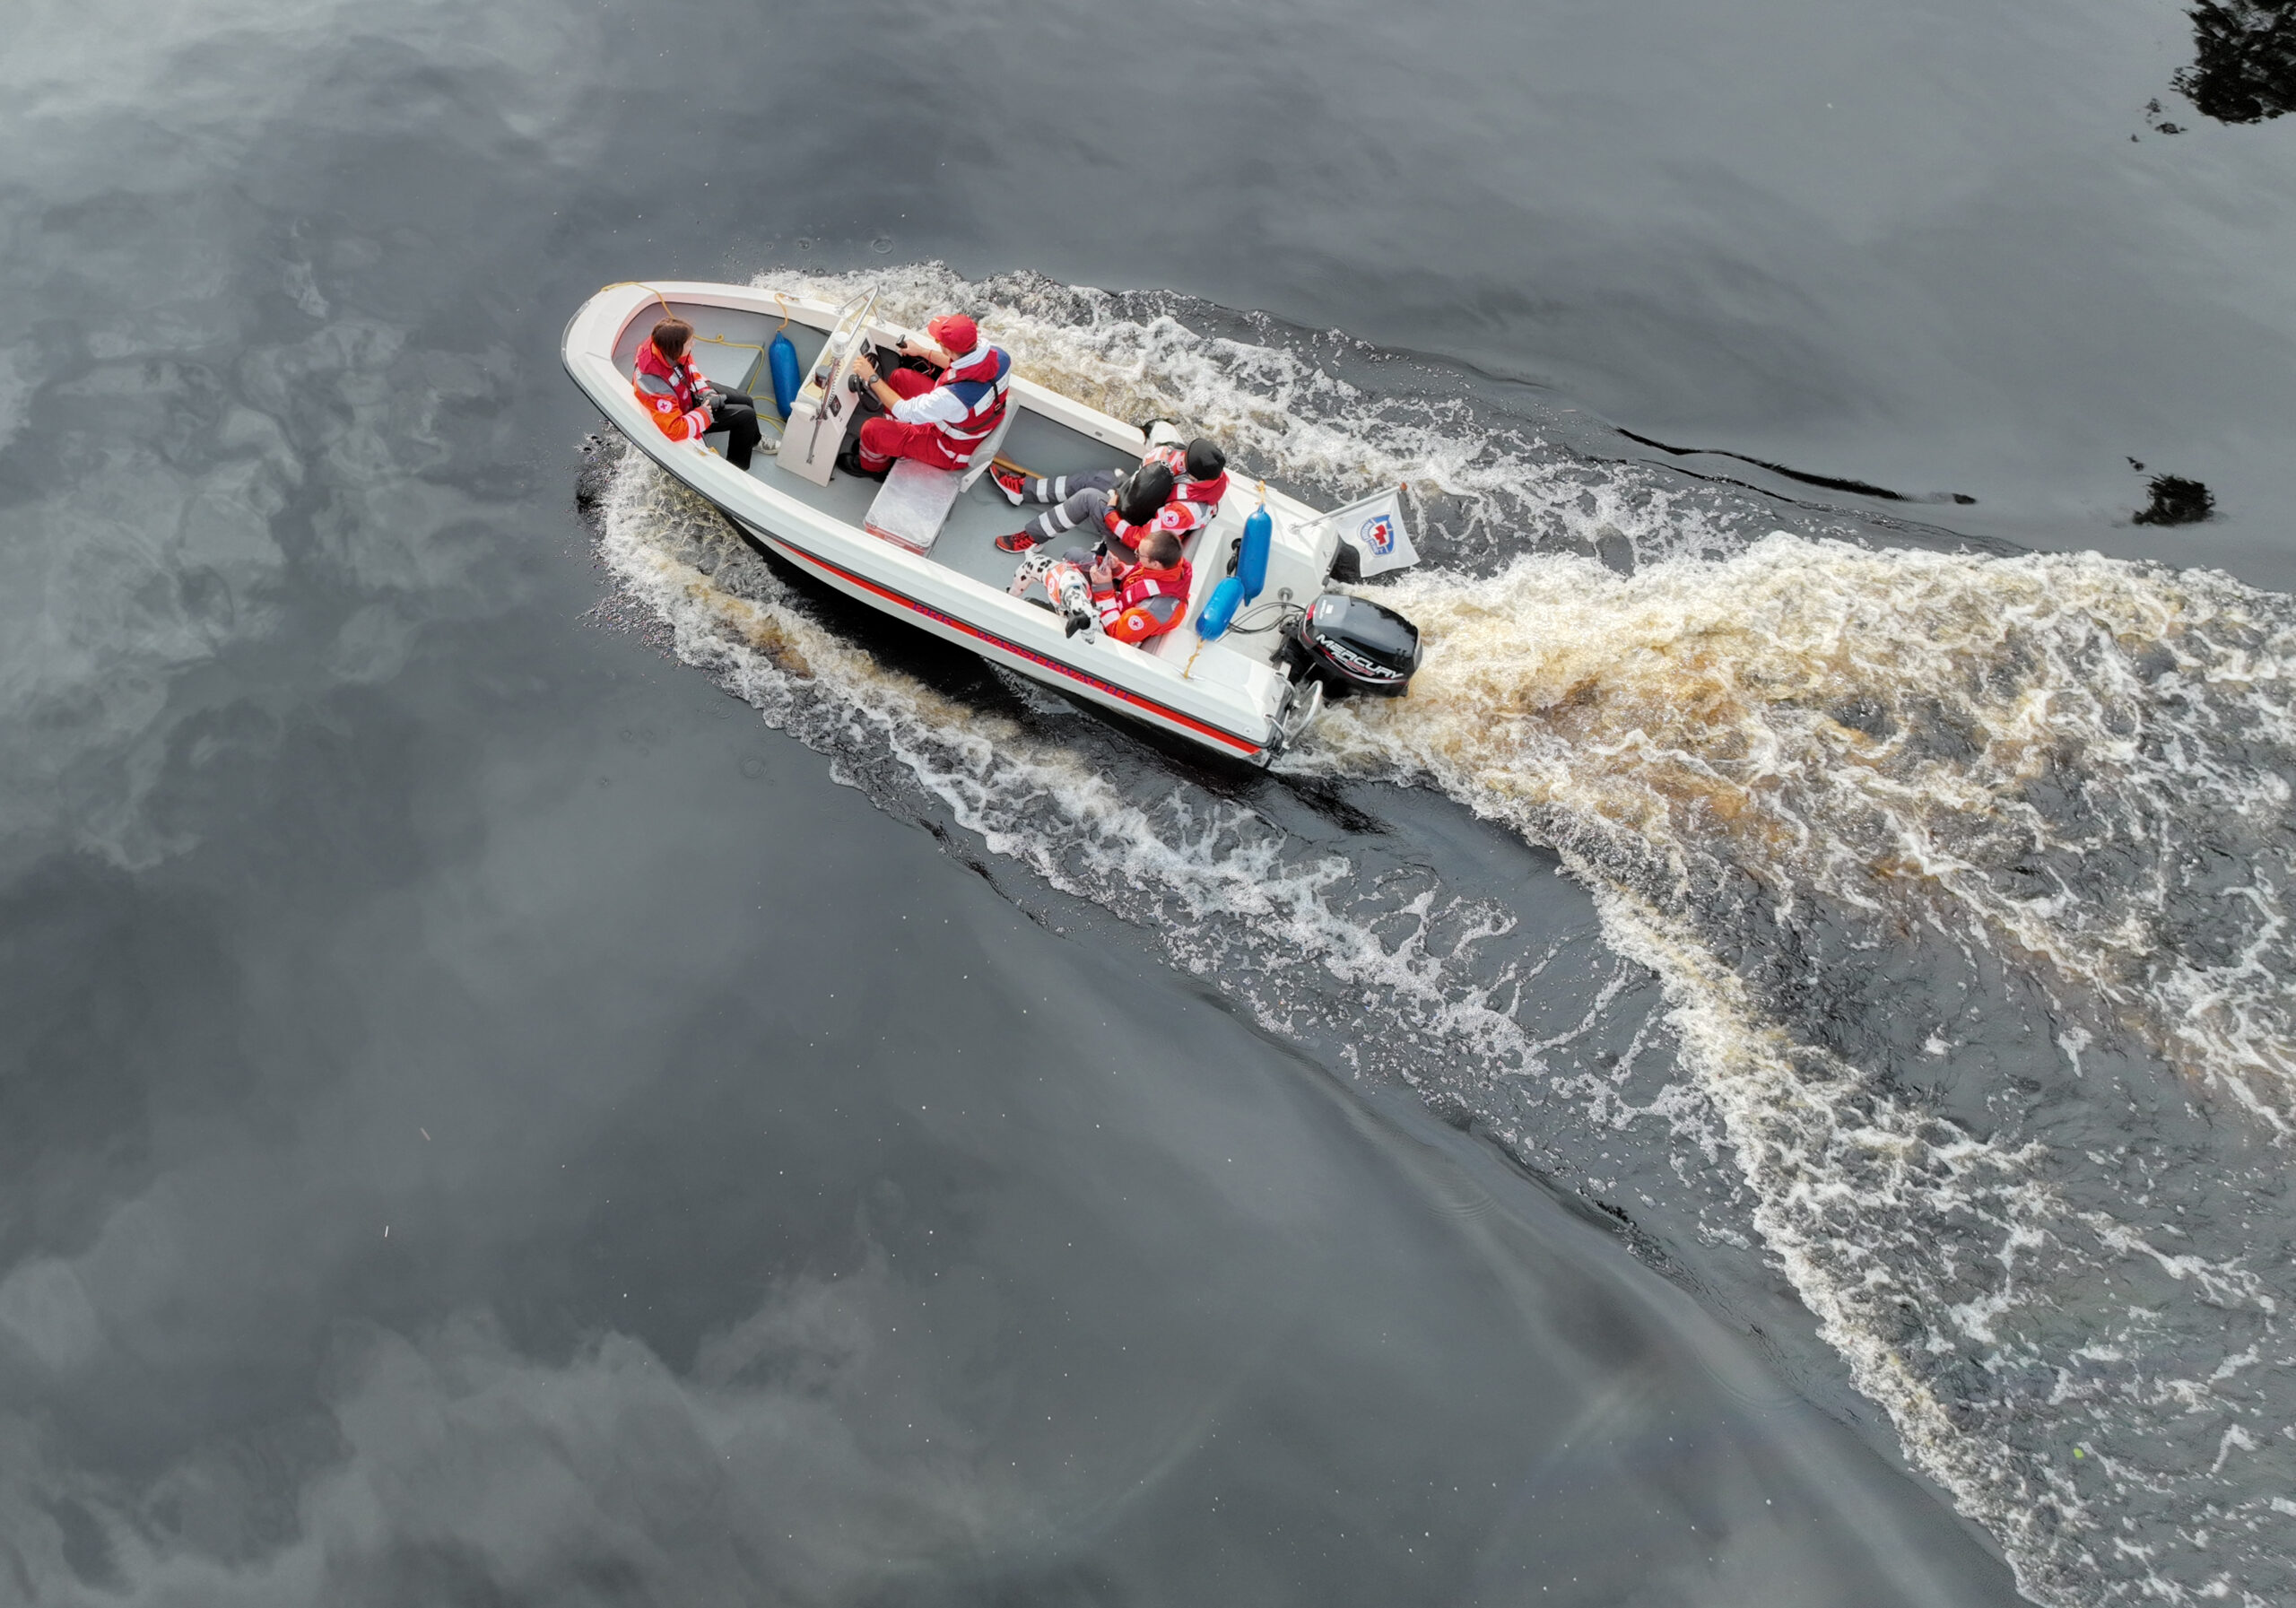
[2127,459,2217,526]
[2176,0,2296,124]
[2142,97,2188,135]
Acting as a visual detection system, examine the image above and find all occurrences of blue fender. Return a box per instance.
[1196,576,1244,640]
[1236,500,1273,602]
[768,331,801,421]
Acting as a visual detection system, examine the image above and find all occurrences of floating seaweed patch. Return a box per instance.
[2175,0,2296,124]
[2127,459,2217,526]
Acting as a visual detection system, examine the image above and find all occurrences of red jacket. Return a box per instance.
[1143,444,1229,540]
[1091,557,1196,645]
[1096,447,1226,551]
[883,341,1014,468]
[633,340,713,443]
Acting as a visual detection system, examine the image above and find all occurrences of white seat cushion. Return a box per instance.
[861,407,1018,553]
[864,459,965,553]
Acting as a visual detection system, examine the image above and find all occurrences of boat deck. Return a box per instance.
[751,404,1137,596]
[616,300,1213,602]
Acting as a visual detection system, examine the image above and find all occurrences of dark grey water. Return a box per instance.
[6,1,2294,1604]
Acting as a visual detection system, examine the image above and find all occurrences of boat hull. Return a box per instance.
[727,514,1268,761]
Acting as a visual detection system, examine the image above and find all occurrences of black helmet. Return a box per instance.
[1116,462,1176,526]
[1185,438,1226,482]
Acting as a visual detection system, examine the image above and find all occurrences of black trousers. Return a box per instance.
[704,387,761,470]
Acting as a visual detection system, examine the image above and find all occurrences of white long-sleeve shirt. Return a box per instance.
[889,385,975,426]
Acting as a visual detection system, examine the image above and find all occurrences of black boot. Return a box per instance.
[836,439,890,482]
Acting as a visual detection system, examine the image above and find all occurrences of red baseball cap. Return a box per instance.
[926,314,978,354]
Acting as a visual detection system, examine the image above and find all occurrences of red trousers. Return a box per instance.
[856,369,970,472]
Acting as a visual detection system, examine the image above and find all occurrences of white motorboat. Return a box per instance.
[560,281,1422,763]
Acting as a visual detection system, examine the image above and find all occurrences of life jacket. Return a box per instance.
[632,341,712,444]
[1143,444,1229,537]
[1091,558,1195,645]
[927,342,1012,458]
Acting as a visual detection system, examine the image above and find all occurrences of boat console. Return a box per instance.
[776,289,878,488]
[768,285,1013,555]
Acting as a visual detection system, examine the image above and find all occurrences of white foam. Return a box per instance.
[1300,535,2296,1604]
[1311,535,2296,1127]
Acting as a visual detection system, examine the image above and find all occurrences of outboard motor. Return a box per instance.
[1284,592,1422,697]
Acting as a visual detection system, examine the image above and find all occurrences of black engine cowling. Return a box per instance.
[1285,592,1422,697]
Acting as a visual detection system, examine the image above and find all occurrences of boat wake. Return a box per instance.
[587,264,2296,1608]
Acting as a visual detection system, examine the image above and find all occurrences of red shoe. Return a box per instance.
[996,529,1042,553]
[988,465,1029,506]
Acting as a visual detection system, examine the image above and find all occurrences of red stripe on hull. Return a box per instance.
[745,524,1265,759]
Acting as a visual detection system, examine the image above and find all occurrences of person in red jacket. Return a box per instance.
[996,458,1179,561]
[993,430,1227,556]
[841,314,1012,476]
[1081,529,1196,645]
[631,317,761,470]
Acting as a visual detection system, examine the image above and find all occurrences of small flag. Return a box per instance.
[1318,486,1419,576]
